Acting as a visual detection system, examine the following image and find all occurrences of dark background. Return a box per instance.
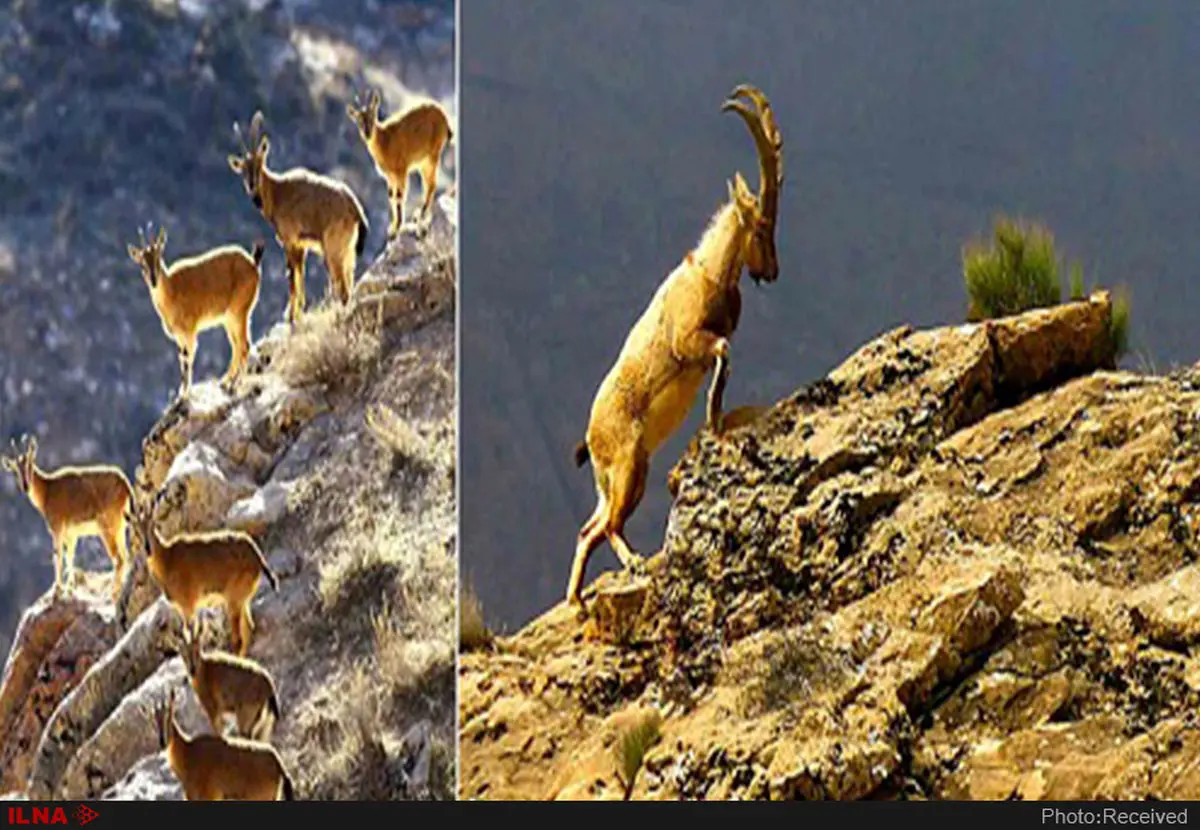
[460,0,1200,631]
[0,0,455,659]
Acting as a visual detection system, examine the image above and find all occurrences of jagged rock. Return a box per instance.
[138,384,237,494]
[153,442,257,536]
[0,593,114,794]
[462,295,1200,801]
[402,719,433,797]
[225,480,293,536]
[27,598,183,799]
[1126,565,1200,649]
[103,754,182,801]
[61,659,204,799]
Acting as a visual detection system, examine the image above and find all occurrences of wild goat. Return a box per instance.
[567,85,784,605]
[178,614,281,741]
[1,434,133,602]
[228,111,369,325]
[127,224,263,399]
[347,87,453,236]
[154,687,295,800]
[135,502,279,656]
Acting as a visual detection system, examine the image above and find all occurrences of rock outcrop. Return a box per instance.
[460,292,1200,800]
[0,201,458,800]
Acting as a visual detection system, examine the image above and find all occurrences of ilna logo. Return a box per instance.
[6,805,98,826]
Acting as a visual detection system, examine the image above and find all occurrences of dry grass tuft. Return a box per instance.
[274,304,383,392]
[459,578,492,652]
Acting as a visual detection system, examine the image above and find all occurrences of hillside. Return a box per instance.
[0,0,455,662]
[460,293,1200,800]
[0,201,457,800]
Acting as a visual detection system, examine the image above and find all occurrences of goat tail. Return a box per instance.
[268,688,281,721]
[280,771,296,801]
[248,538,279,591]
[573,440,590,468]
[355,217,368,258]
[251,240,266,267]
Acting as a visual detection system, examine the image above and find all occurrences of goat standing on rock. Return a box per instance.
[132,499,279,656]
[347,86,454,238]
[1,434,134,603]
[228,110,370,326]
[154,687,295,800]
[567,85,784,605]
[127,224,263,400]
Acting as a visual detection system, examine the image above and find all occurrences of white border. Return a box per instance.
[452,0,463,803]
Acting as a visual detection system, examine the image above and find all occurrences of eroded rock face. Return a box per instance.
[461,294,1200,800]
[0,592,115,794]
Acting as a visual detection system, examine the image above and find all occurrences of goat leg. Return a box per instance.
[706,353,730,433]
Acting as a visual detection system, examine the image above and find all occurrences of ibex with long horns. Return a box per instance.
[1,434,134,602]
[228,111,370,325]
[566,85,785,605]
[347,86,453,236]
[127,224,263,399]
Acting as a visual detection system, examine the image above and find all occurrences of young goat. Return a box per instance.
[567,85,785,605]
[228,111,369,325]
[137,503,279,656]
[127,224,263,399]
[1,435,133,602]
[347,88,453,236]
[154,687,295,800]
[178,614,281,741]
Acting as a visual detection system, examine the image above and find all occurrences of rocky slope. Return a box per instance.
[0,200,457,801]
[0,0,455,663]
[460,292,1200,800]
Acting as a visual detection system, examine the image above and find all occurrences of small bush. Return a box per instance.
[963,216,1064,321]
[274,304,382,392]
[613,711,662,800]
[459,579,492,652]
[1108,286,1132,360]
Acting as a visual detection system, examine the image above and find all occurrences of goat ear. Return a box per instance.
[227,154,244,173]
[346,102,357,120]
[127,244,142,263]
[257,134,270,155]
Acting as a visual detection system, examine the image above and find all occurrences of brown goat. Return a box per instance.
[228,111,370,325]
[347,88,453,236]
[2,434,133,602]
[154,687,295,800]
[179,615,281,741]
[566,85,784,605]
[137,502,279,656]
[127,224,263,399]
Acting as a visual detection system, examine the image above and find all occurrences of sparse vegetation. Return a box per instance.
[613,711,662,800]
[728,631,856,718]
[459,578,492,652]
[1108,286,1132,361]
[273,304,383,393]
[963,214,1132,361]
[963,215,1067,321]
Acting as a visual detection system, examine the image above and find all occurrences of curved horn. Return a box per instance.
[722,85,782,230]
[249,110,264,146]
[232,120,248,154]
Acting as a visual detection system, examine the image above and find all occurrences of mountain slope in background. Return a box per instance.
[460,0,1200,631]
[0,0,455,660]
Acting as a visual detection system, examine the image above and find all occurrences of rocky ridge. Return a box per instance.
[460,292,1200,800]
[0,199,457,801]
